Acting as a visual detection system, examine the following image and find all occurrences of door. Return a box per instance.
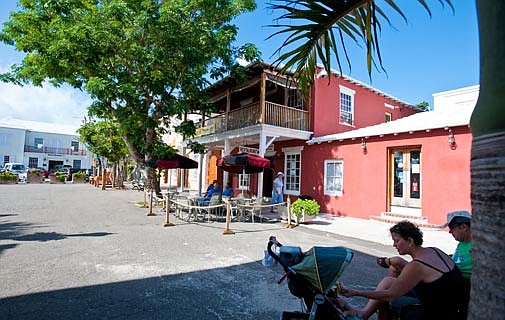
[390,148,421,208]
[48,160,63,172]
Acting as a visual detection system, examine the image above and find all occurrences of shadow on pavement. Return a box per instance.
[0,261,294,320]
[12,232,115,242]
[0,243,18,257]
[0,217,36,241]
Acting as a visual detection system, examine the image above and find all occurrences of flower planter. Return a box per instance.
[291,199,320,224]
[294,210,316,224]
[0,178,17,185]
[27,174,43,184]
[72,177,87,184]
[50,176,65,184]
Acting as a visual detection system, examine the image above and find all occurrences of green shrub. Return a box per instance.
[29,168,41,175]
[73,171,86,178]
[55,172,67,182]
[291,198,320,216]
[0,171,18,181]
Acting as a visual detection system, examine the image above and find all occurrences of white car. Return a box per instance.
[2,163,27,182]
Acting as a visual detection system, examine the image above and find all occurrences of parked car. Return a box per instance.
[2,163,27,182]
[49,165,72,176]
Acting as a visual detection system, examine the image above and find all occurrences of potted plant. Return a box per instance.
[0,171,18,184]
[27,168,43,183]
[72,171,87,183]
[291,198,320,224]
[50,171,67,184]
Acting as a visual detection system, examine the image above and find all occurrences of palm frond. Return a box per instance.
[268,0,453,95]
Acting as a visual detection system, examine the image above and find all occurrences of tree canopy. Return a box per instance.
[0,0,259,177]
[77,120,129,164]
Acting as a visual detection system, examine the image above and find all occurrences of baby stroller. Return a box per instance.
[267,237,358,320]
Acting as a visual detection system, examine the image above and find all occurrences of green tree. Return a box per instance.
[78,119,129,188]
[415,101,430,112]
[268,0,504,318]
[0,0,258,192]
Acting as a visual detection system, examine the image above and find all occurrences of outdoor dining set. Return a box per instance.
[165,192,267,223]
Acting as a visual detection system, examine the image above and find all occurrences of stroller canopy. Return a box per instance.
[291,247,353,294]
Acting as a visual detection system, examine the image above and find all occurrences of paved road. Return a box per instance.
[0,184,392,319]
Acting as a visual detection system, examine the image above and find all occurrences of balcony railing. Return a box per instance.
[195,101,309,137]
[24,145,87,156]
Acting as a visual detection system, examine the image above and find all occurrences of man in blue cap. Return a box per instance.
[443,210,472,318]
[444,210,473,282]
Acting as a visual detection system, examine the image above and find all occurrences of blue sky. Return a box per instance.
[0,0,479,126]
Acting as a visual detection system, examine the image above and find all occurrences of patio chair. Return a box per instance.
[132,180,144,191]
[175,195,192,221]
[242,198,263,223]
[153,193,166,209]
[201,193,224,222]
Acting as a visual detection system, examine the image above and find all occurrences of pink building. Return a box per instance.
[303,84,476,226]
[190,62,476,226]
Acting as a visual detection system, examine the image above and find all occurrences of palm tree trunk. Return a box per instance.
[469,1,505,318]
[469,133,505,319]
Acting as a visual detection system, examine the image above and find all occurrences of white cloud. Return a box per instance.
[0,82,92,126]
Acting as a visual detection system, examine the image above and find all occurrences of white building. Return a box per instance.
[0,118,94,170]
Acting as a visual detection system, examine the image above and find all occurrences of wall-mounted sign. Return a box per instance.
[239,146,259,155]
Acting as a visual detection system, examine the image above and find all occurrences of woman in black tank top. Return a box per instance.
[338,221,468,320]
[414,248,467,319]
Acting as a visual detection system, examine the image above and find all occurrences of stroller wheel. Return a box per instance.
[281,311,309,320]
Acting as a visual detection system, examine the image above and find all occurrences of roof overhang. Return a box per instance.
[189,124,312,150]
[308,104,474,145]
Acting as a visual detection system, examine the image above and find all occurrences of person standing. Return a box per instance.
[270,172,284,212]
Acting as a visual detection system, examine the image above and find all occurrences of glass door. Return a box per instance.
[390,148,421,208]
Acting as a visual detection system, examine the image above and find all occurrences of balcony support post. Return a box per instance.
[259,71,266,124]
[225,88,231,130]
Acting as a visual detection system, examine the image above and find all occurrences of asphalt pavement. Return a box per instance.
[1,184,398,320]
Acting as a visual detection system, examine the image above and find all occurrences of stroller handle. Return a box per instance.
[267,237,293,271]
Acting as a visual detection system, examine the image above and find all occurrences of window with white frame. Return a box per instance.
[238,174,250,190]
[29,157,38,168]
[324,159,343,196]
[71,141,79,151]
[73,160,81,169]
[339,85,355,126]
[283,146,303,195]
[34,137,44,148]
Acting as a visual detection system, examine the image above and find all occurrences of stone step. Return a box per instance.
[370,212,442,229]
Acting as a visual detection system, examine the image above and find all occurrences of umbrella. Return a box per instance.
[216,152,270,174]
[152,154,198,169]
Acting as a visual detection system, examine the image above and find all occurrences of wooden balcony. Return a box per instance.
[195,101,309,137]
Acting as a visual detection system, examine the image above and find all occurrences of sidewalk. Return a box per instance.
[289,213,458,255]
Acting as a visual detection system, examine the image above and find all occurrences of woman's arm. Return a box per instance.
[341,261,424,301]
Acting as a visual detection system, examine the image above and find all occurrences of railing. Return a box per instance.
[24,145,87,156]
[195,101,309,137]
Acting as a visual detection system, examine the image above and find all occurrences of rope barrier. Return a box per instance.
[156,196,295,233]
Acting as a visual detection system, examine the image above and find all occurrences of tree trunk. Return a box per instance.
[469,2,505,318]
[112,163,117,188]
[469,133,505,319]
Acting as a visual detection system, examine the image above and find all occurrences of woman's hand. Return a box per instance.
[336,282,355,297]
